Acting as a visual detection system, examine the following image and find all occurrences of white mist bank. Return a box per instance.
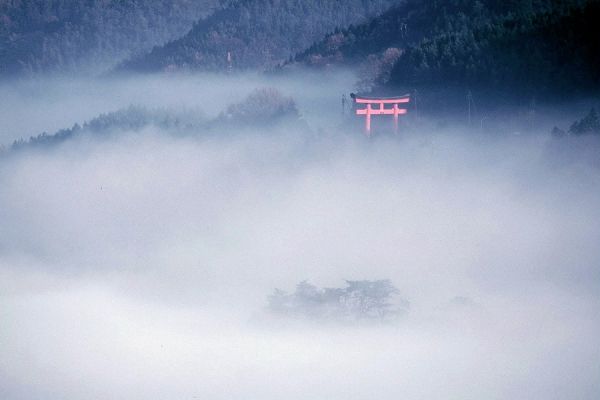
[0,70,355,146]
[2,278,597,400]
[1,72,600,400]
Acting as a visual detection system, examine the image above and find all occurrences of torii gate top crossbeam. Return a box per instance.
[353,95,410,104]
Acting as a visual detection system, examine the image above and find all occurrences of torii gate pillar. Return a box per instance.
[393,103,400,134]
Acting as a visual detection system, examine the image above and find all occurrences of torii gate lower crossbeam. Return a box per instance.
[353,95,410,136]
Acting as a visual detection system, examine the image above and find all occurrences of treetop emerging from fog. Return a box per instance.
[221,87,300,126]
[268,280,409,323]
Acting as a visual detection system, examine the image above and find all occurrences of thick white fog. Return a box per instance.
[1,72,599,400]
[0,70,354,145]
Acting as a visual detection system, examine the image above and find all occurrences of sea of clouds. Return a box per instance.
[1,70,599,400]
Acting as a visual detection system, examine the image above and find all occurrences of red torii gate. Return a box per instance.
[351,94,410,136]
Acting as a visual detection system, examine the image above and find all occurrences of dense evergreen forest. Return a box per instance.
[0,0,218,76]
[291,0,598,98]
[389,1,599,97]
[118,0,402,73]
[294,0,573,64]
[2,0,598,100]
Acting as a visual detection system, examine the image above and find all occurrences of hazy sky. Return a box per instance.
[1,72,599,400]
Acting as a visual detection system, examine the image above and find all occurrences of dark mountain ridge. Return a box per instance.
[288,0,598,100]
[0,0,219,76]
[118,0,402,73]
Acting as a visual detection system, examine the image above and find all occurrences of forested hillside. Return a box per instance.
[6,88,303,153]
[9,105,207,151]
[0,0,219,76]
[388,1,600,97]
[119,0,401,73]
[293,0,492,66]
[291,0,598,97]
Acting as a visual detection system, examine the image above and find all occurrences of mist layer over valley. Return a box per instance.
[2,1,600,398]
[1,69,599,399]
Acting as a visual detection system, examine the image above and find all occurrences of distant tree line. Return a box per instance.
[552,108,600,137]
[8,105,210,151]
[7,88,303,153]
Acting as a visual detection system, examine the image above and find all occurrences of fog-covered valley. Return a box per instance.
[1,69,599,399]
